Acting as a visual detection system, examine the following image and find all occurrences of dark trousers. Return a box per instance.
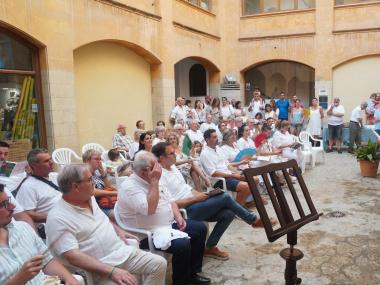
[141,220,207,285]
[186,192,256,248]
[349,121,361,150]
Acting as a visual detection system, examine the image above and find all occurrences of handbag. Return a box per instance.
[97,186,117,209]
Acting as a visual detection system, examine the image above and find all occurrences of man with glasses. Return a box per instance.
[46,164,167,285]
[16,149,61,223]
[0,184,83,285]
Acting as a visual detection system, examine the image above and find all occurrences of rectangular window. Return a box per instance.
[281,0,295,11]
[187,0,211,11]
[243,0,315,15]
[335,0,378,5]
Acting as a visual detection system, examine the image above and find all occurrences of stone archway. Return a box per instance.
[243,60,315,105]
[174,56,220,102]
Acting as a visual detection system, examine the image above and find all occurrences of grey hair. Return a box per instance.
[132,151,156,173]
[82,149,101,163]
[27,148,49,164]
[173,124,183,130]
[58,164,90,194]
[134,129,145,140]
[155,126,165,135]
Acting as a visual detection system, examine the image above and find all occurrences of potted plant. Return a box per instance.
[354,140,380,177]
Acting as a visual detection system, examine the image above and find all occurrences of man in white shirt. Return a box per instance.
[16,149,61,223]
[0,186,82,285]
[200,114,217,133]
[348,102,367,153]
[326,97,345,153]
[153,142,266,261]
[200,129,252,206]
[112,124,133,153]
[186,120,204,144]
[170,97,188,126]
[248,90,265,118]
[46,164,167,285]
[115,151,211,285]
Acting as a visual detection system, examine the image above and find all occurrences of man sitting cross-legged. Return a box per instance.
[115,151,211,285]
[152,142,271,261]
[0,184,83,285]
[46,164,167,285]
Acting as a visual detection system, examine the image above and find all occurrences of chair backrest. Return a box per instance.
[52,148,81,166]
[82,143,106,154]
[298,131,310,144]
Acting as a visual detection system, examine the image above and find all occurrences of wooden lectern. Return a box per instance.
[243,159,322,285]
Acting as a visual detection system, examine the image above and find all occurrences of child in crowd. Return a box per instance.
[190,140,203,159]
[106,148,132,177]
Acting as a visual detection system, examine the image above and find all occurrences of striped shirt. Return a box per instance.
[0,221,53,285]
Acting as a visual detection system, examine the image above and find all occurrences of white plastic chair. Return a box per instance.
[198,162,236,199]
[52,148,81,169]
[81,143,107,154]
[299,131,325,167]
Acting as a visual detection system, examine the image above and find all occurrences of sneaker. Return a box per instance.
[204,247,229,260]
[337,149,342,154]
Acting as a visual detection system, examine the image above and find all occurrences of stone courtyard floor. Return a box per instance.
[198,152,380,285]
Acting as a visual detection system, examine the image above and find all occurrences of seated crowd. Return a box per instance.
[1,90,379,285]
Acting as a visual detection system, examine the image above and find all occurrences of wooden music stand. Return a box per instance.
[243,159,322,285]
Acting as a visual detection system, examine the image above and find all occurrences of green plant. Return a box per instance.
[354,140,380,161]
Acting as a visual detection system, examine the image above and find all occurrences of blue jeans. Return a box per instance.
[186,192,257,248]
[141,220,207,285]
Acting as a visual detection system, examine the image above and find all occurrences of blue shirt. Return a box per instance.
[0,221,53,285]
[276,99,290,119]
[375,108,380,130]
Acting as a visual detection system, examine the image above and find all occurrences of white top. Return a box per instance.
[0,221,53,285]
[186,129,204,143]
[115,174,175,231]
[220,105,234,118]
[237,137,255,150]
[219,144,239,162]
[161,165,193,200]
[328,105,345,126]
[16,176,61,213]
[272,131,294,150]
[200,145,232,176]
[193,108,206,122]
[170,105,187,123]
[200,122,217,133]
[350,106,362,123]
[249,100,264,118]
[152,137,166,146]
[46,197,133,266]
[129,142,139,159]
[216,128,224,144]
[307,107,322,136]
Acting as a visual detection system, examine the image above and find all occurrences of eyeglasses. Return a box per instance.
[0,197,12,209]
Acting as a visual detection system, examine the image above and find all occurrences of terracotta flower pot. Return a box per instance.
[358,160,379,177]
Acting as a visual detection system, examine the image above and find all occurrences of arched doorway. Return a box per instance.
[0,27,46,158]
[333,55,380,117]
[244,61,315,105]
[74,41,157,148]
[174,57,220,103]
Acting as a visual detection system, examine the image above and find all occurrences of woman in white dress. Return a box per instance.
[237,125,256,150]
[307,98,324,138]
[193,100,206,124]
[220,129,250,168]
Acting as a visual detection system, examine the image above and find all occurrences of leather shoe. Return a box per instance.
[190,273,211,284]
